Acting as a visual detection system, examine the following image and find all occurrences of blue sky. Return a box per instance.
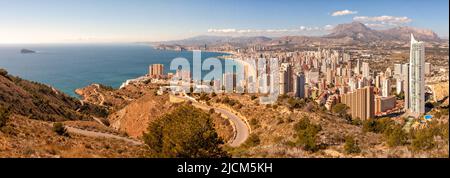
[0,0,448,43]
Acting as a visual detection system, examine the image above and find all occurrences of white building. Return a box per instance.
[362,62,370,79]
[408,34,425,116]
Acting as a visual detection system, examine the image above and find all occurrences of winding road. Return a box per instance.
[173,94,250,147]
[210,106,250,147]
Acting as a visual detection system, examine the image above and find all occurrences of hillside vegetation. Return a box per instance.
[0,69,107,122]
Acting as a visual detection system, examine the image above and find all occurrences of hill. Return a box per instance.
[0,69,107,122]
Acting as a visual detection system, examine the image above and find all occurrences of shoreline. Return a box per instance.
[117,49,237,89]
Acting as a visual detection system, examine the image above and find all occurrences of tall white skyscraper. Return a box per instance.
[362,62,370,78]
[409,34,425,116]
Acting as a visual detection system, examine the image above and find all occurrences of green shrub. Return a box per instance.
[332,103,349,117]
[294,117,322,152]
[53,122,68,136]
[384,125,408,147]
[411,128,435,151]
[351,117,362,126]
[244,133,261,147]
[143,104,229,158]
[287,98,305,110]
[362,117,394,133]
[344,136,361,154]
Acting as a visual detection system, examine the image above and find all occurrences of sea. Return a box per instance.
[0,43,238,97]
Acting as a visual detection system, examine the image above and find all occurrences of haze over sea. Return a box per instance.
[0,44,232,97]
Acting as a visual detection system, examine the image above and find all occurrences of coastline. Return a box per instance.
[117,48,236,89]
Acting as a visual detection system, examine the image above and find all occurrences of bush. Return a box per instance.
[294,117,322,152]
[411,128,435,151]
[350,117,362,126]
[384,125,408,147]
[344,136,361,154]
[287,98,305,110]
[199,93,210,101]
[143,104,229,158]
[362,118,394,133]
[221,96,239,107]
[98,84,114,91]
[53,122,68,136]
[332,103,349,117]
[250,118,260,129]
[363,118,408,147]
[0,107,10,128]
[244,133,261,147]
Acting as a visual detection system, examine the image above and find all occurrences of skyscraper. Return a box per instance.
[408,34,425,116]
[279,63,292,95]
[294,72,306,98]
[149,64,164,78]
[340,86,375,120]
[223,73,236,92]
[362,62,370,79]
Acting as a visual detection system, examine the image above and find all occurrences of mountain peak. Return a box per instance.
[325,22,383,42]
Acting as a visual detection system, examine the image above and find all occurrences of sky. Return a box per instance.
[0,0,448,43]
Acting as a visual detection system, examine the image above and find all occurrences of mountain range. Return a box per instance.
[152,22,445,47]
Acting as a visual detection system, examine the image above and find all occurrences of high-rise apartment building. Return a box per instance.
[294,72,306,98]
[362,62,370,79]
[340,86,375,120]
[149,64,164,77]
[408,34,425,116]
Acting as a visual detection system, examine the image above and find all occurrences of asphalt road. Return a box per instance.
[175,94,250,147]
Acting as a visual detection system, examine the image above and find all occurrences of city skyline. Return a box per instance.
[0,0,448,44]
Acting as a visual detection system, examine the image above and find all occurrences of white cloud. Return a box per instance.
[353,15,412,25]
[332,10,358,16]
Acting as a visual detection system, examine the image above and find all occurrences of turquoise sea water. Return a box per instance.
[0,44,233,97]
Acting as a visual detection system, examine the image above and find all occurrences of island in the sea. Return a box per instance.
[20,49,36,54]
